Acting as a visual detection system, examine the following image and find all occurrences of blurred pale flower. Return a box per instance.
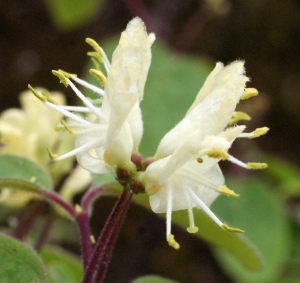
[143,61,268,249]
[0,89,78,206]
[0,89,74,180]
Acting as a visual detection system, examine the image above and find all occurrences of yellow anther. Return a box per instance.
[90,69,107,86]
[75,204,83,213]
[222,224,245,233]
[58,69,77,79]
[28,85,47,102]
[167,234,180,250]
[241,88,258,100]
[207,148,229,160]
[218,185,239,197]
[90,235,96,244]
[61,120,74,134]
[197,158,203,163]
[86,38,104,63]
[41,90,57,104]
[52,70,69,87]
[187,227,199,234]
[247,162,268,170]
[87,52,104,63]
[86,38,102,54]
[228,111,251,126]
[249,127,269,139]
[47,147,58,160]
[91,58,101,70]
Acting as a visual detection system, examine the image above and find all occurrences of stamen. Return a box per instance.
[28,85,47,102]
[59,106,92,112]
[188,188,223,227]
[222,224,245,233]
[45,101,91,125]
[166,186,180,249]
[61,120,74,134]
[90,69,107,87]
[48,139,101,161]
[217,185,239,197]
[47,148,58,160]
[71,76,105,96]
[167,234,180,250]
[196,158,203,163]
[207,148,229,160]
[228,111,251,126]
[227,156,268,170]
[241,88,258,100]
[184,190,199,234]
[179,168,224,193]
[67,79,107,121]
[247,162,268,169]
[86,38,111,72]
[52,70,69,87]
[238,127,269,139]
[166,186,173,237]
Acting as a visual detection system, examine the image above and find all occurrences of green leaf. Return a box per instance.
[212,178,290,283]
[45,0,103,30]
[264,155,300,197]
[132,275,179,283]
[0,154,53,190]
[0,233,46,282]
[40,246,83,283]
[133,193,263,270]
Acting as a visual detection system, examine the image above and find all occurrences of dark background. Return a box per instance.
[1,0,299,282]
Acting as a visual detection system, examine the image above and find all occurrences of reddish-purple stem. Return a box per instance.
[76,210,92,270]
[82,188,130,283]
[81,185,105,212]
[93,191,133,283]
[43,190,76,217]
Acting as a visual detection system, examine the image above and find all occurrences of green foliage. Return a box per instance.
[213,178,290,283]
[132,275,179,283]
[0,154,53,190]
[45,0,103,30]
[0,233,46,283]
[41,246,83,283]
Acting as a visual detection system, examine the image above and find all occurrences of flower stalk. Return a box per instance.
[82,188,132,283]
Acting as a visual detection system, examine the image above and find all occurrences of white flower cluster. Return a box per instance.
[29,17,268,249]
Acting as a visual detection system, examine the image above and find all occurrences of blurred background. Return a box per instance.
[1,0,300,282]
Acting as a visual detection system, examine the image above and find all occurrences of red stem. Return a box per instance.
[93,191,132,283]
[82,188,131,283]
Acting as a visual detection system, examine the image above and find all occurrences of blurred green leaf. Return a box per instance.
[132,275,179,283]
[133,193,263,270]
[0,233,46,282]
[213,178,290,283]
[264,155,300,197]
[45,0,103,30]
[0,154,52,190]
[41,246,82,283]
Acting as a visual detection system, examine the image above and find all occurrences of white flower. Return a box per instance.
[143,61,269,249]
[29,17,155,175]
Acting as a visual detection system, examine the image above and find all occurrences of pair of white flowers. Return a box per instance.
[30,17,268,249]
